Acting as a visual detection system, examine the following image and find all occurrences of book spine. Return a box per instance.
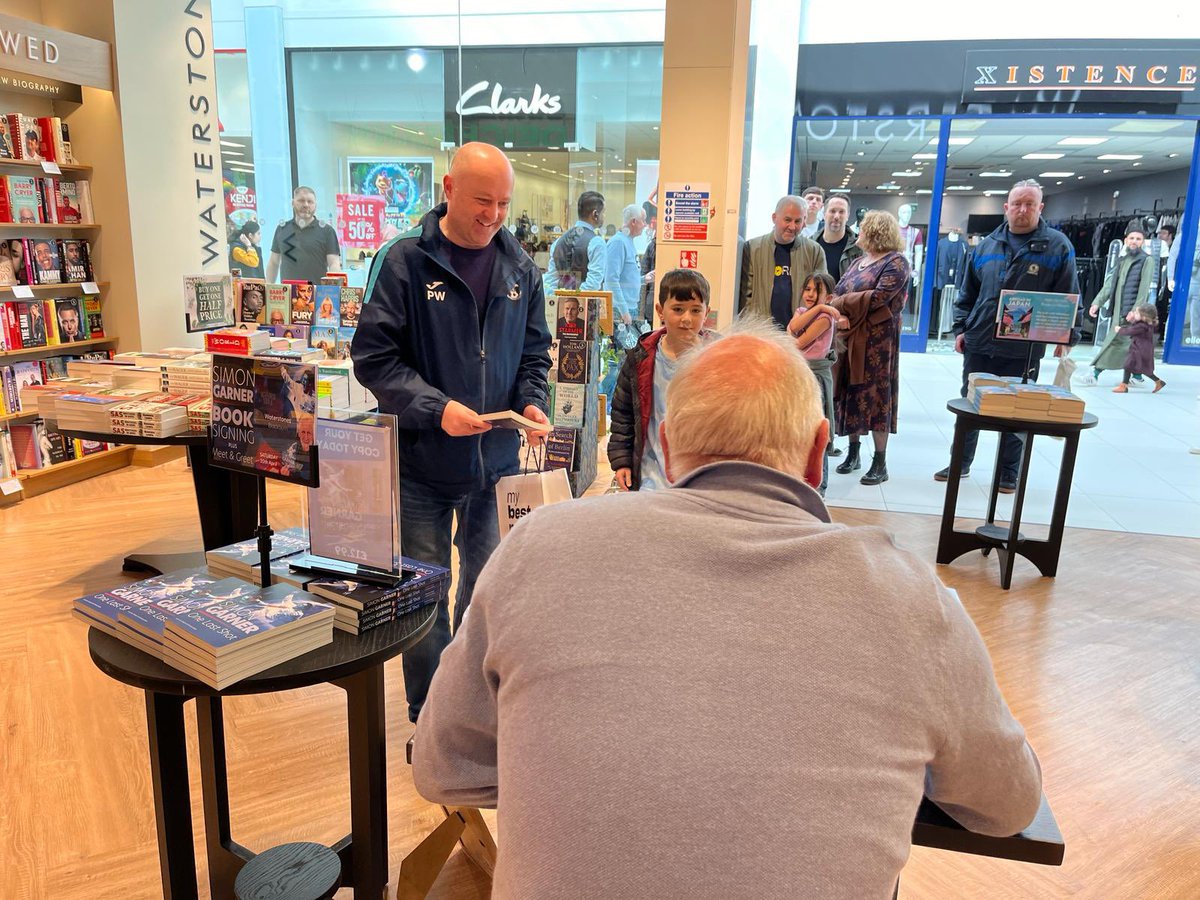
[40,178,58,224]
[36,118,56,162]
[0,176,9,223]
[2,302,21,349]
[42,300,59,345]
[7,116,23,159]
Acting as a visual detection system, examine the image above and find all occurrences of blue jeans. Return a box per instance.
[399,475,501,723]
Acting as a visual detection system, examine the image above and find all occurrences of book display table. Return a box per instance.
[937,398,1098,590]
[87,603,436,900]
[59,429,258,574]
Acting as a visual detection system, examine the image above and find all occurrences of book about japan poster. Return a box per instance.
[208,354,320,487]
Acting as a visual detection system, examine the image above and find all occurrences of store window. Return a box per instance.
[792,117,939,335]
[940,117,1196,350]
[215,51,260,273]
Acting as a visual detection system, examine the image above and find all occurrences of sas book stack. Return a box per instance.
[205,527,312,581]
[187,397,211,432]
[970,385,1018,417]
[306,558,450,635]
[162,583,335,690]
[108,399,190,438]
[55,387,155,431]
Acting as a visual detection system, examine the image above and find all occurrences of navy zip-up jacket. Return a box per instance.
[351,205,552,493]
[953,219,1079,359]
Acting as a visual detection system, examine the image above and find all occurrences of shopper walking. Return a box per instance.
[1081,221,1153,385]
[542,191,607,295]
[1111,304,1166,394]
[827,210,912,486]
[351,142,552,723]
[934,180,1079,494]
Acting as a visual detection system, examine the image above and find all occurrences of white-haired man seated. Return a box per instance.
[413,318,1042,899]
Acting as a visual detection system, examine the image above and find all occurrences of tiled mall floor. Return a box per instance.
[823,348,1200,538]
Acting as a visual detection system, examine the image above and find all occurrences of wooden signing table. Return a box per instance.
[937,399,1098,589]
[88,604,436,900]
[60,429,258,575]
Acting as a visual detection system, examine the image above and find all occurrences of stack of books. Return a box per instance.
[205,527,312,581]
[111,366,167,392]
[1042,387,1086,423]
[306,559,449,635]
[74,568,335,689]
[970,385,1019,417]
[204,327,271,355]
[55,387,154,431]
[161,358,213,396]
[162,582,335,690]
[968,382,1088,423]
[109,399,189,437]
[187,397,211,432]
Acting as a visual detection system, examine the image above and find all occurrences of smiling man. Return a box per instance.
[738,194,827,329]
[351,141,552,722]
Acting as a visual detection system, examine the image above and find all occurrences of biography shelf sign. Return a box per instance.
[661,182,711,242]
[307,415,401,574]
[208,354,320,487]
[995,290,1080,345]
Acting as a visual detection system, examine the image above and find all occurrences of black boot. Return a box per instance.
[860,451,888,485]
[836,442,861,474]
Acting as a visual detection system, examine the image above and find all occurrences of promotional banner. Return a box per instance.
[345,158,434,237]
[223,169,258,231]
[209,353,320,486]
[335,193,386,250]
[307,415,400,574]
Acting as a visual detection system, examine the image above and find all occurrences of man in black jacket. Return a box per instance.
[934,180,1079,493]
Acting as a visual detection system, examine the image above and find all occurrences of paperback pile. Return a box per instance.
[73,567,334,689]
[968,381,1087,423]
[55,387,154,431]
[205,527,312,581]
[966,372,1019,402]
[161,357,213,396]
[306,559,449,635]
[109,399,189,437]
[111,366,166,392]
[970,385,1018,417]
[187,398,211,432]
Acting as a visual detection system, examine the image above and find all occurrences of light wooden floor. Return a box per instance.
[2,455,1198,899]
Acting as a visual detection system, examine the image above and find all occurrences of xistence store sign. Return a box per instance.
[964,49,1200,103]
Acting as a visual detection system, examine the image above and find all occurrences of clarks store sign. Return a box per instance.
[0,13,112,92]
[964,49,1199,103]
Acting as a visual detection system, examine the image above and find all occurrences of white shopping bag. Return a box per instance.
[495,450,573,538]
[1053,356,1077,389]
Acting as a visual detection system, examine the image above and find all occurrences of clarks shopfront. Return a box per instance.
[790,38,1200,363]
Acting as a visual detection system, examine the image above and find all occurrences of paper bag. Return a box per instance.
[495,467,573,538]
[1053,356,1077,388]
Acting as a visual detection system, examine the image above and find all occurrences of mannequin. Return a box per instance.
[934,227,967,292]
[897,203,924,318]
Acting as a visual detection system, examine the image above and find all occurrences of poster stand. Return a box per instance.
[993,289,1081,383]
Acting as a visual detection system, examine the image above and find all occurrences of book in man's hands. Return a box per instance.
[480,409,552,431]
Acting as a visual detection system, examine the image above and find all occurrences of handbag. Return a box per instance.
[1053,356,1077,388]
[494,445,574,539]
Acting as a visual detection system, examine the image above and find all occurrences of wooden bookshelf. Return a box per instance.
[0,335,116,361]
[0,281,108,296]
[0,223,99,232]
[16,444,133,497]
[0,410,37,425]
[0,158,92,175]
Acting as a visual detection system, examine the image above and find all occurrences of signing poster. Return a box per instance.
[346,158,434,238]
[307,415,400,574]
[209,354,320,487]
[995,290,1080,345]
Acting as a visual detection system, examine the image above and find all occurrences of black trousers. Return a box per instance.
[959,351,1041,480]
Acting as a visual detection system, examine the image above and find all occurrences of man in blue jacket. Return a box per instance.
[935,179,1079,493]
[351,142,552,722]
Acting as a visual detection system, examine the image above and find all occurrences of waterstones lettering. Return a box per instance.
[183,0,221,266]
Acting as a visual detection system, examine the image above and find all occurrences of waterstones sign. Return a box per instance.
[444,48,576,150]
[963,50,1200,103]
[180,1,224,268]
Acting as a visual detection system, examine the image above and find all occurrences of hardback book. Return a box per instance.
[83,297,104,338]
[544,426,577,470]
[339,287,362,328]
[23,238,61,285]
[205,527,311,579]
[255,346,325,363]
[40,427,73,465]
[236,278,268,324]
[2,301,23,350]
[312,285,340,328]
[3,239,26,283]
[556,338,588,384]
[7,175,41,225]
[184,274,235,332]
[37,177,57,224]
[76,180,94,222]
[553,382,585,428]
[289,283,315,325]
[58,239,92,283]
[41,300,59,345]
[15,301,48,348]
[8,422,43,468]
[7,114,42,161]
[264,283,291,327]
[203,326,269,355]
[267,323,309,344]
[308,325,338,360]
[36,116,66,163]
[54,180,83,225]
[0,118,13,158]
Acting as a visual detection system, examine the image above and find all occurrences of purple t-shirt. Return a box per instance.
[436,227,498,330]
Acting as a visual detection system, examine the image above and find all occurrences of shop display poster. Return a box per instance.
[307,415,401,575]
[183,274,235,332]
[994,290,1080,345]
[209,353,320,487]
[335,193,386,250]
[346,158,434,237]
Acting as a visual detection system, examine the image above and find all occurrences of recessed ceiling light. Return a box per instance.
[947,185,974,191]
[1167,152,1180,158]
[222,150,243,157]
[876,183,900,190]
[979,171,1013,177]
[857,151,865,156]
[829,188,851,193]
[1023,153,1065,160]
[1102,168,1111,173]
[219,140,244,148]
[1132,162,1142,166]
[1056,181,1063,185]
[912,153,937,160]
[983,190,1007,196]
[1077,176,1085,180]
[891,171,921,177]
[915,189,932,194]
[1057,137,1108,146]
[1039,171,1075,177]
[1097,154,1142,160]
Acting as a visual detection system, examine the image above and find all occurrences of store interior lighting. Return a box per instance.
[406,49,427,73]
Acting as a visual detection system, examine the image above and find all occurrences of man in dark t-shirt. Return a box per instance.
[267,186,342,283]
[813,195,861,283]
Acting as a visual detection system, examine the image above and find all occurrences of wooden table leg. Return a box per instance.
[144,691,199,900]
[195,696,253,896]
[998,432,1037,590]
[337,665,388,898]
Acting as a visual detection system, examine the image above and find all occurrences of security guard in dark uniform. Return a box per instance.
[266,186,341,283]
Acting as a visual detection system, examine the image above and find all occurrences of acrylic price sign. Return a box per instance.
[11,285,34,299]
[81,282,99,294]
[40,160,62,175]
